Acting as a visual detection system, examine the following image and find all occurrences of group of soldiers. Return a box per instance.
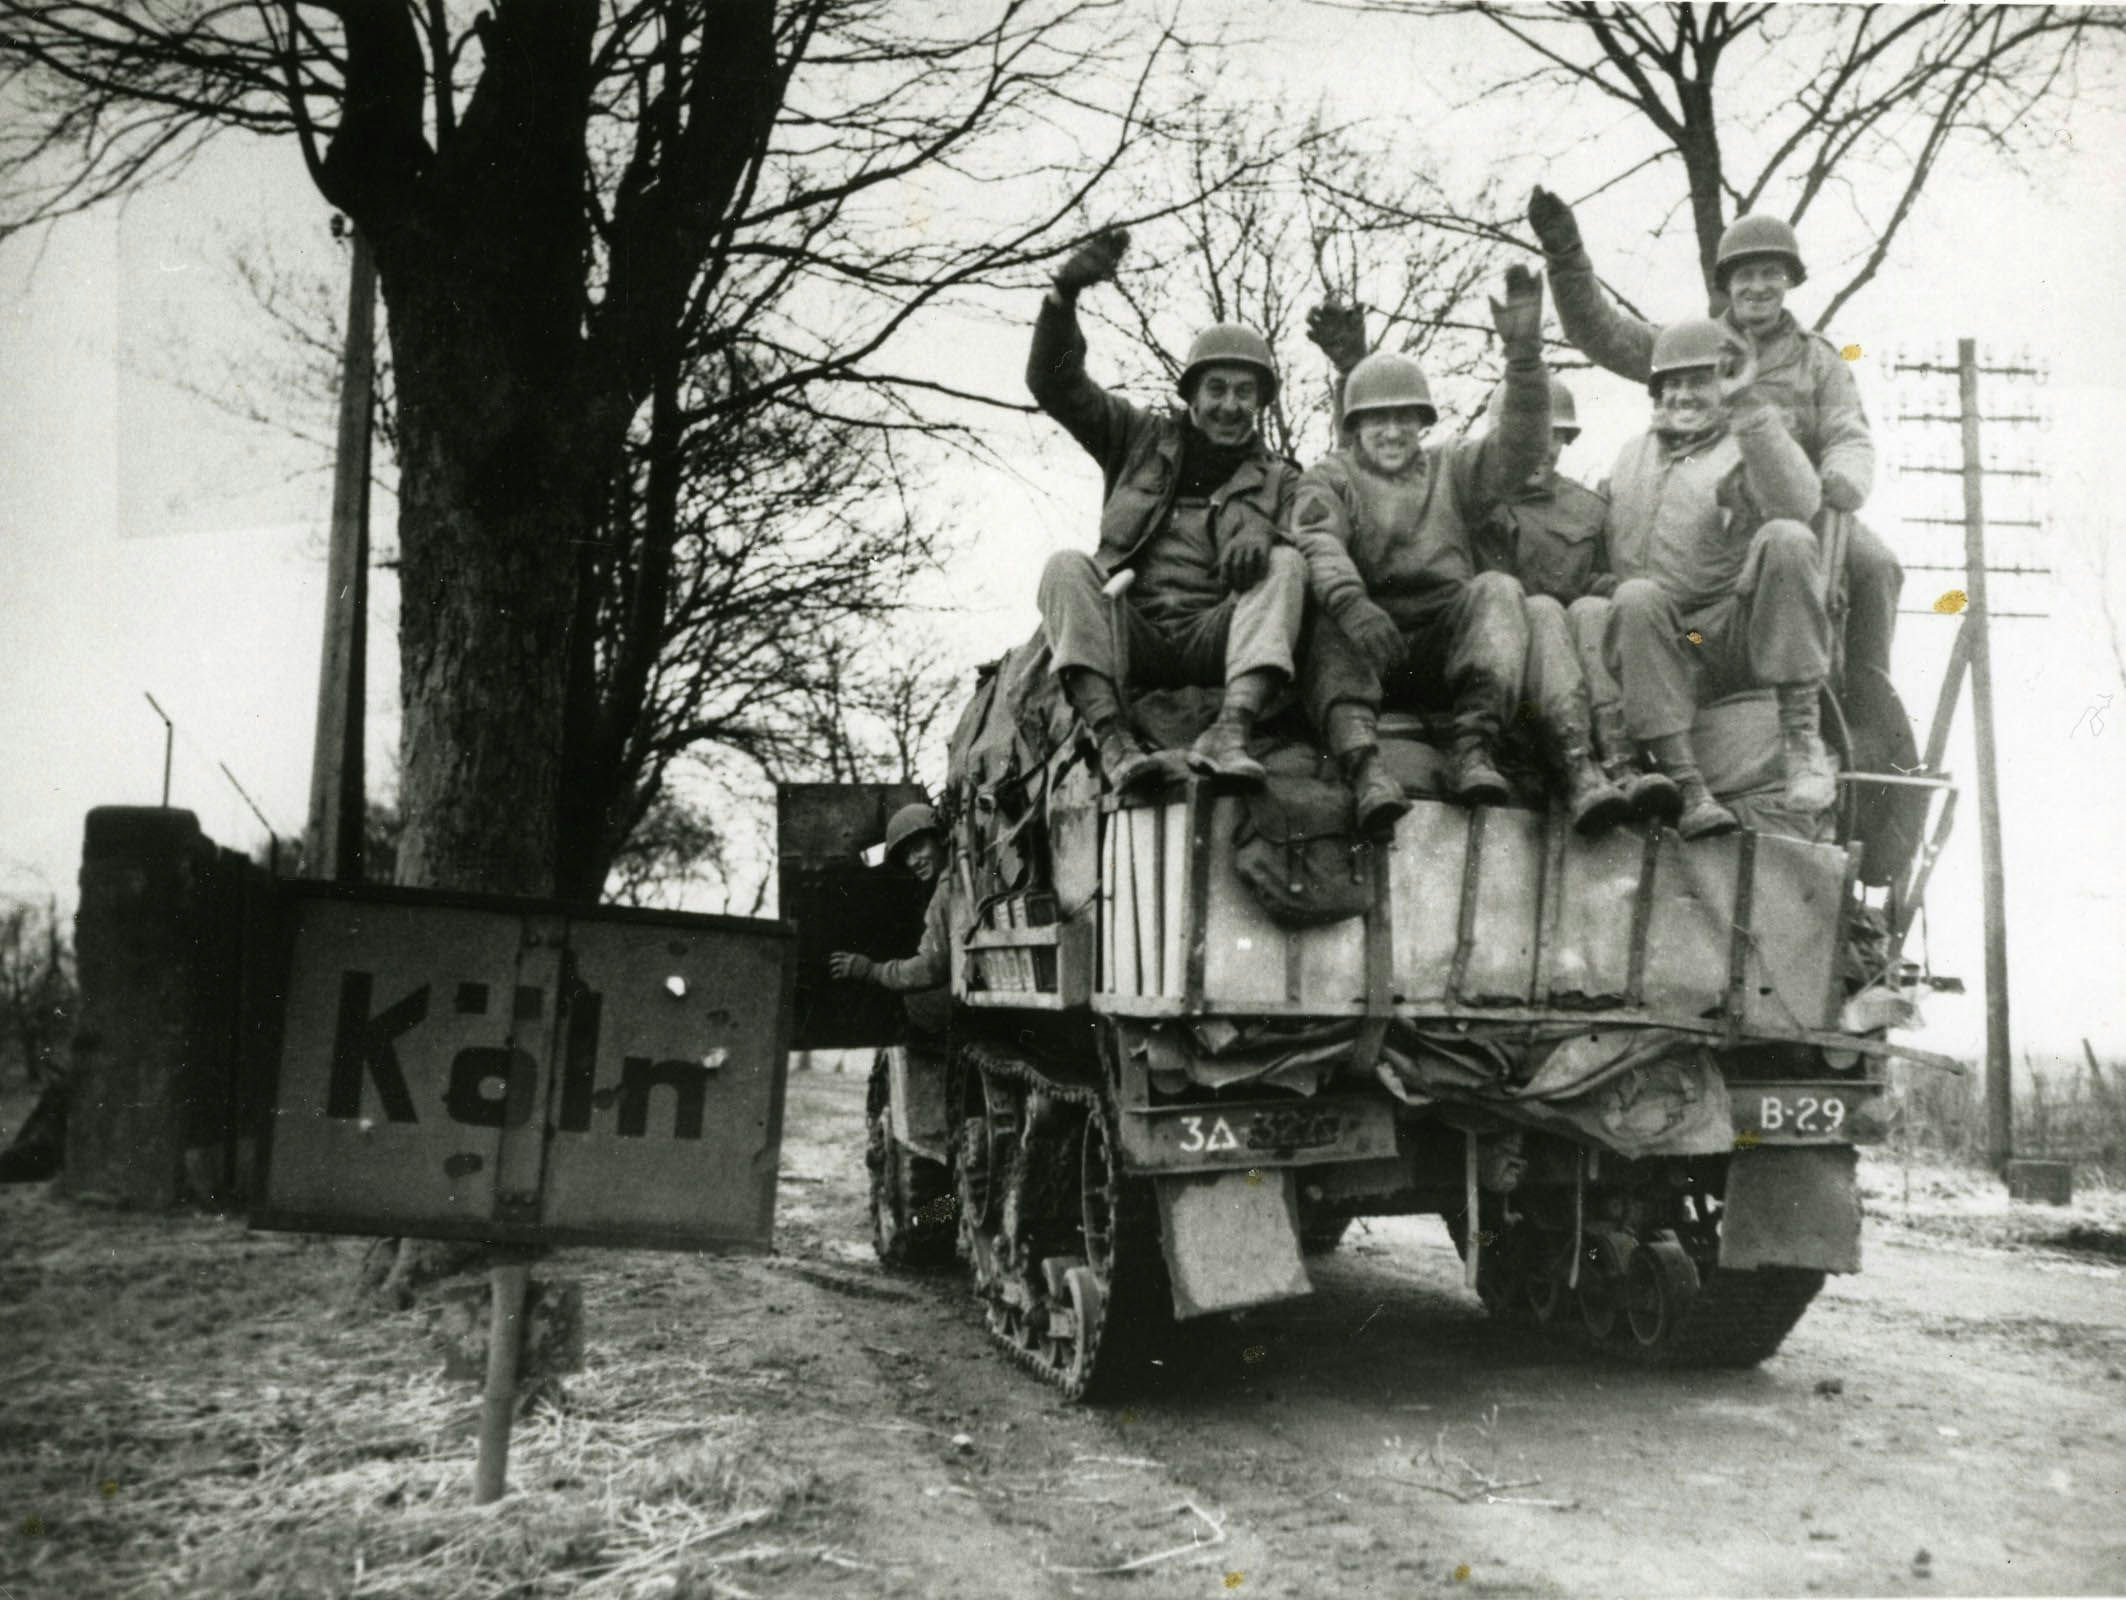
[1035,189,1886,841]
[830,191,1893,1005]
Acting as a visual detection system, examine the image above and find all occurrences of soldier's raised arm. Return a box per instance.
[1722,338,1822,525]
[1026,227,1140,474]
[1470,265,1553,505]
[1528,186,1658,384]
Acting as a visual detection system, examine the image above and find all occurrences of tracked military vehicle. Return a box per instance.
[779,640,1951,1401]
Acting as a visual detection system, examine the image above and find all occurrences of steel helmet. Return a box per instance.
[1341,351,1437,427]
[1178,323,1278,402]
[1648,317,1734,394]
[1715,213,1807,288]
[1484,375,1579,440]
[882,802,941,864]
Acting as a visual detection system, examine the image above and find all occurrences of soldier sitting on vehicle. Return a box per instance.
[828,803,957,1033]
[1571,319,1835,840]
[1030,226,1305,795]
[1528,191,1899,740]
[1287,269,1630,836]
[1473,378,1681,823]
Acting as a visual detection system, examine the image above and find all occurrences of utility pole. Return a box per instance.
[304,225,376,883]
[1892,341,2049,1179]
[1956,340,2013,1173]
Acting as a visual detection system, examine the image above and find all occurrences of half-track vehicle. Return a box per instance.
[780,640,1951,1401]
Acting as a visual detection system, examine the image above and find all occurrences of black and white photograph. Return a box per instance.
[3,3,2124,1595]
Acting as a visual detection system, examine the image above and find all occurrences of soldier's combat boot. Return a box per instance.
[1552,727,1631,836]
[1327,702,1410,834]
[1593,703,1680,823]
[1646,732,1739,841]
[1776,682,1839,814]
[1062,668,1162,795]
[1446,674,1513,806]
[1447,737,1511,806]
[1187,669,1275,785]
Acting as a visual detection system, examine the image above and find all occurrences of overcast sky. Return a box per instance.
[4,2,2124,1067]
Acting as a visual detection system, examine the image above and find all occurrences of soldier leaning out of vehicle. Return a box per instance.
[1570,319,1836,840]
[1529,189,1898,729]
[1287,268,1630,838]
[828,803,956,1033]
[1029,226,1305,796]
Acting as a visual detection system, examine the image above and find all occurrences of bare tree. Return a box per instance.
[1080,102,1504,461]
[1340,3,2125,325]
[0,1,1276,906]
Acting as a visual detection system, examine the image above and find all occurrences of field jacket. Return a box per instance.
[874,877,952,993]
[1547,245,1876,511]
[1478,470,1612,603]
[1602,399,1823,614]
[1289,355,1551,615]
[1026,294,1298,582]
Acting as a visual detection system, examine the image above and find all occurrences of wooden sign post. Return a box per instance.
[251,882,797,1499]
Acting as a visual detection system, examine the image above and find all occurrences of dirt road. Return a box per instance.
[7,1067,2125,1598]
[763,1068,2126,1599]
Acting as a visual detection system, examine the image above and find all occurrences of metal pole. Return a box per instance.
[144,692,173,807]
[305,225,376,884]
[473,1262,530,1504]
[1957,339,2013,1174]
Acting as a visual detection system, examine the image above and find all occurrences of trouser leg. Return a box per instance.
[1300,610,1383,731]
[1572,593,1677,821]
[1568,594,1623,725]
[1525,594,1628,833]
[1522,594,1590,736]
[1037,550,1122,680]
[1444,570,1527,745]
[1742,520,1832,688]
[1219,545,1306,683]
[1841,515,1903,686]
[1740,521,1839,814]
[1606,577,1697,741]
[1185,548,1305,785]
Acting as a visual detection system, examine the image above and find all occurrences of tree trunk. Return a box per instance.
[355,1,605,901]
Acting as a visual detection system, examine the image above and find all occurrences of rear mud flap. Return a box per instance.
[1720,1144,1861,1273]
[1155,1169,1312,1319]
[886,1045,952,1165]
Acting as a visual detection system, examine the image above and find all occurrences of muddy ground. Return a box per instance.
[5,1067,2125,1599]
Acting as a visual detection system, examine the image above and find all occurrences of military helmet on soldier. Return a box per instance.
[1485,375,1579,442]
[1177,323,1278,403]
[883,803,942,867]
[1715,214,1807,289]
[1341,351,1437,427]
[1648,317,1735,396]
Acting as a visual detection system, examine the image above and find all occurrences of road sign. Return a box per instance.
[253,882,795,1252]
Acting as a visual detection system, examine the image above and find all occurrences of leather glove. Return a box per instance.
[1305,299,1370,375]
[1488,263,1546,356]
[1052,227,1130,296]
[1221,524,1272,592]
[1527,186,1582,256]
[1334,595,1407,673]
[827,951,875,982]
[1821,468,1866,512]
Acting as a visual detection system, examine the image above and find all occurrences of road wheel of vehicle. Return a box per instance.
[1623,1237,1702,1358]
[1576,1228,1635,1342]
